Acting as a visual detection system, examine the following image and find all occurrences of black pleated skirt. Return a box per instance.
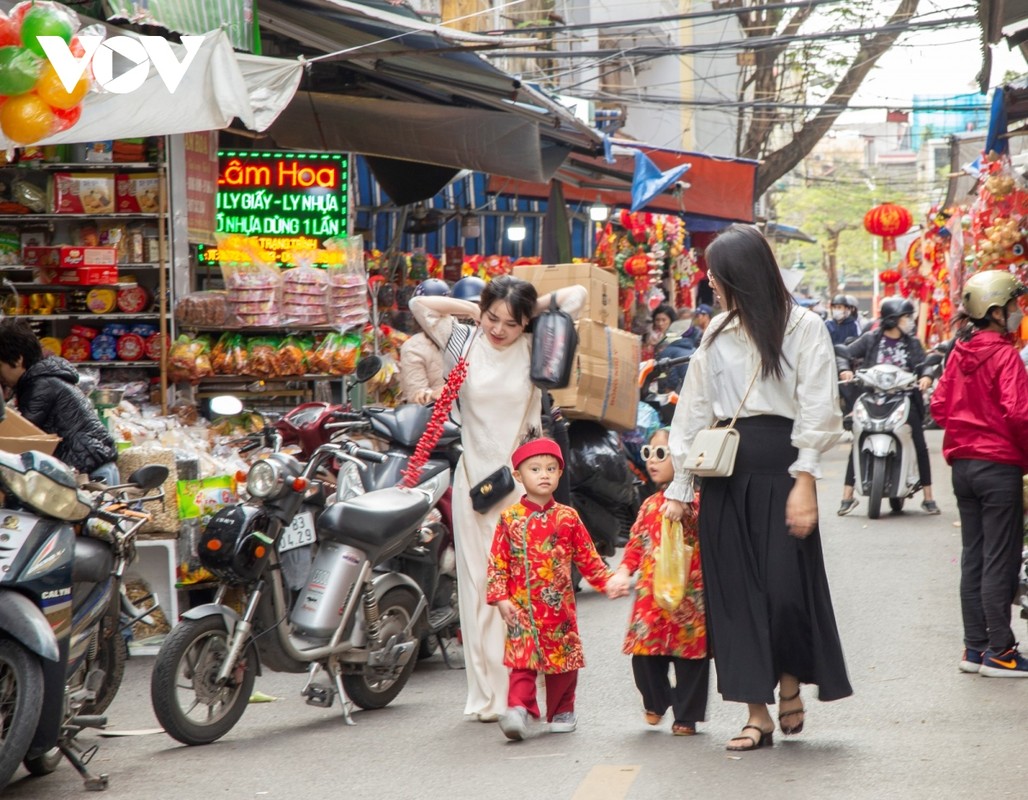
[698,415,852,705]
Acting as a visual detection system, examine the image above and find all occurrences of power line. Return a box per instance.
[483,0,848,36]
[484,15,979,59]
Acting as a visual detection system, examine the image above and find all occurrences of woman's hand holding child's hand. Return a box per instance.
[660,500,696,524]
[496,599,519,627]
[606,569,631,599]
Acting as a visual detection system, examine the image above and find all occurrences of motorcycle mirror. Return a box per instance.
[127,465,169,491]
[355,356,382,384]
[209,395,244,417]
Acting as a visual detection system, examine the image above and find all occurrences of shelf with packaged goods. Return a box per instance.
[10,313,160,321]
[22,162,163,172]
[0,263,164,271]
[4,283,150,291]
[0,213,163,222]
[197,374,340,383]
[180,324,355,334]
[77,360,159,368]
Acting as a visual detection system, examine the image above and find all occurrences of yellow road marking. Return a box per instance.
[571,765,641,800]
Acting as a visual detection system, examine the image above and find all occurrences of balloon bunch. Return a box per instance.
[400,354,469,488]
[0,2,89,144]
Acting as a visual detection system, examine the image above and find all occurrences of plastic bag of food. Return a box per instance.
[325,236,369,329]
[245,336,280,378]
[211,332,247,375]
[174,291,228,327]
[169,334,213,384]
[282,252,328,326]
[275,335,307,376]
[653,516,691,612]
[220,238,281,327]
[309,331,360,375]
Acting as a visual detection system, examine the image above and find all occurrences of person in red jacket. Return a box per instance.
[930,270,1028,677]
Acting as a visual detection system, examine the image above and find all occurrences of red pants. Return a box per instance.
[507,668,577,722]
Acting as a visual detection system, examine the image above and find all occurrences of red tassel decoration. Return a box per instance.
[400,356,469,488]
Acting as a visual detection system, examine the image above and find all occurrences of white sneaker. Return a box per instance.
[549,712,577,733]
[499,707,529,740]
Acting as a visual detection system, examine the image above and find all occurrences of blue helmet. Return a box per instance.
[414,278,450,297]
[451,276,486,303]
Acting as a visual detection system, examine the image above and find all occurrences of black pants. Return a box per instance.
[845,396,931,488]
[631,655,709,725]
[953,459,1024,651]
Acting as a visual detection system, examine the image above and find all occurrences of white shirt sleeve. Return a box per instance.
[560,285,588,319]
[666,345,715,502]
[409,296,455,352]
[789,314,844,478]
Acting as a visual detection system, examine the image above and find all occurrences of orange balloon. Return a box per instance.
[0,92,54,144]
[36,64,87,110]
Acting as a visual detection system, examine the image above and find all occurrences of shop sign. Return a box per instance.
[184,132,219,246]
[200,150,350,267]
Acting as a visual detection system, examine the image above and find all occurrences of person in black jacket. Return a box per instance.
[835,298,938,515]
[0,318,118,481]
[825,294,861,345]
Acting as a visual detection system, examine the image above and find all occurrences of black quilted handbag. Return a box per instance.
[530,294,578,389]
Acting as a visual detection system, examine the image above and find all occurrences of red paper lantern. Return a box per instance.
[864,203,913,253]
[624,250,651,277]
[879,268,901,296]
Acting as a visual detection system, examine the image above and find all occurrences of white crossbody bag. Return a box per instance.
[683,365,760,478]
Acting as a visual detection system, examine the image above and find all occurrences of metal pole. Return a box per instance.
[157,160,169,415]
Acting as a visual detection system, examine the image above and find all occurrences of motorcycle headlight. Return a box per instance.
[0,464,91,521]
[247,460,284,498]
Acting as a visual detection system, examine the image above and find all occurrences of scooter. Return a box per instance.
[150,439,444,746]
[0,453,167,792]
[849,364,921,519]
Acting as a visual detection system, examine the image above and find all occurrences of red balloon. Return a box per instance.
[69,36,84,58]
[9,4,30,26]
[52,103,81,132]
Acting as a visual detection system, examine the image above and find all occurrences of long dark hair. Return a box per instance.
[479,275,537,327]
[703,224,793,379]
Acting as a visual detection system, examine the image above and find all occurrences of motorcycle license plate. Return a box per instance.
[278,512,316,553]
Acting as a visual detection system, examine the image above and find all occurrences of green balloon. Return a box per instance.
[20,7,74,58]
[0,46,42,97]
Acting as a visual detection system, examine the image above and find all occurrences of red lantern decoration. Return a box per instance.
[624,249,651,277]
[879,268,901,297]
[864,203,913,253]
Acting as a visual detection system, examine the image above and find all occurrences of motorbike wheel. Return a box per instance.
[150,616,256,746]
[22,747,61,777]
[0,639,45,791]
[344,588,420,710]
[889,497,905,513]
[868,457,886,520]
[81,608,128,716]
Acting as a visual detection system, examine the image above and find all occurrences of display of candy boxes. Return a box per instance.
[24,246,118,268]
[38,266,120,285]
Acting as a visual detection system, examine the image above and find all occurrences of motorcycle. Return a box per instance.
[0,452,167,792]
[848,363,922,519]
[149,439,446,745]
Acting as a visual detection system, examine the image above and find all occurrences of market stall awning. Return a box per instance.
[486,141,758,225]
[256,0,601,184]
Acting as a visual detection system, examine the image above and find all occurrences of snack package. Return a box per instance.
[52,173,115,214]
[174,292,228,328]
[169,334,213,384]
[177,475,238,529]
[326,237,369,329]
[309,331,361,375]
[282,253,329,326]
[220,240,281,327]
[245,336,281,378]
[275,335,308,376]
[211,332,248,375]
[115,172,160,213]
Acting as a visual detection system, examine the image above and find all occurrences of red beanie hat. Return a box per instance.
[511,437,564,471]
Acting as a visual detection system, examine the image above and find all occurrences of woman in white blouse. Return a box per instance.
[663,225,852,752]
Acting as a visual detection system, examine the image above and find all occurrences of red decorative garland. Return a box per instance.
[400,355,469,488]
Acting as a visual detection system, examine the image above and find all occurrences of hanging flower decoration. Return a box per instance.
[864,203,913,253]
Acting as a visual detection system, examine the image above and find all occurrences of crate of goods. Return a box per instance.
[512,263,619,328]
[550,320,640,431]
[24,245,118,268]
[38,266,120,286]
[51,173,116,215]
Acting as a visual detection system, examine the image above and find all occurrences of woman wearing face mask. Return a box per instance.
[929,271,1028,676]
[836,297,939,515]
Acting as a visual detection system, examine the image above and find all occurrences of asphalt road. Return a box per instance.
[6,431,1027,800]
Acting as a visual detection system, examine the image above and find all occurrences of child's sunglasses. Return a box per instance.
[641,445,669,462]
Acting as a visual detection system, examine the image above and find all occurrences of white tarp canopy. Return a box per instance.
[0,29,301,149]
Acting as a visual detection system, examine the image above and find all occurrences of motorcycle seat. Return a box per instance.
[318,487,431,564]
[72,535,114,584]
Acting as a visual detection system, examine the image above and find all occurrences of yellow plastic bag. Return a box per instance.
[653,516,693,612]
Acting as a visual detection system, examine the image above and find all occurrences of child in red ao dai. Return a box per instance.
[606,428,710,735]
[486,437,624,741]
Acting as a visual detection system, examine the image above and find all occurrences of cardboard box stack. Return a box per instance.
[513,263,640,431]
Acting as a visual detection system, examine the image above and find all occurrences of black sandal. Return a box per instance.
[725,724,773,751]
[778,689,805,735]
